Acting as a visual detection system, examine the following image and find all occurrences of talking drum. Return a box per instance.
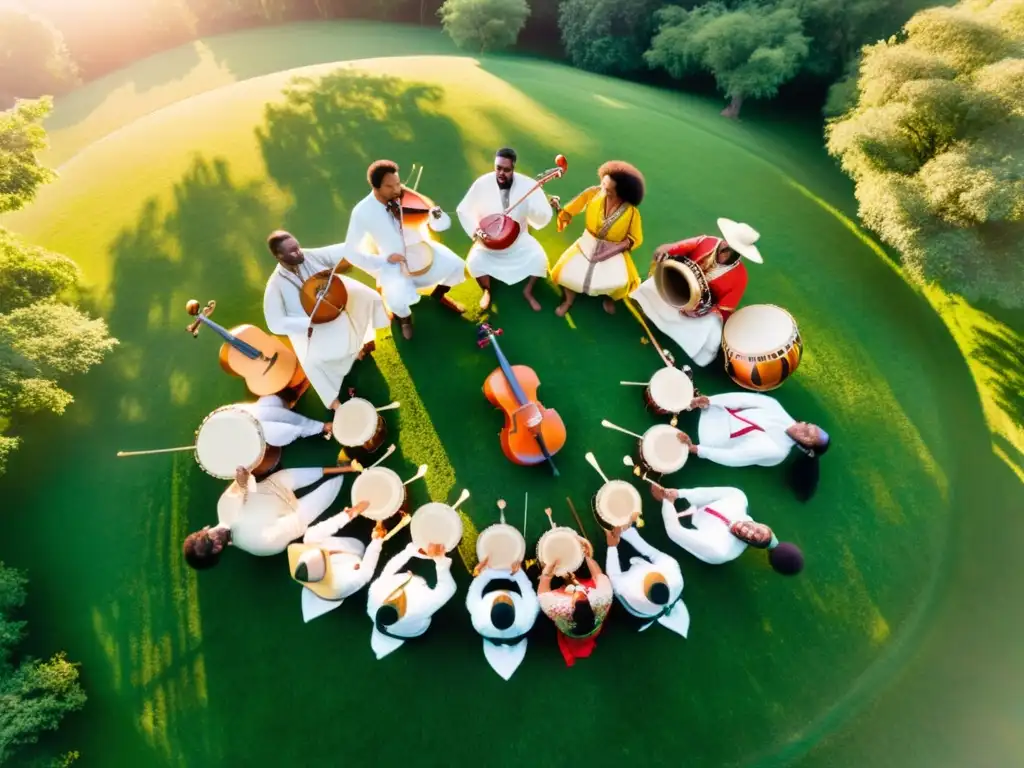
[645,366,695,422]
[638,424,689,476]
[350,468,408,521]
[332,398,387,453]
[411,502,464,553]
[476,523,527,571]
[654,257,713,317]
[592,480,642,530]
[194,407,279,480]
[537,527,585,577]
[722,304,803,391]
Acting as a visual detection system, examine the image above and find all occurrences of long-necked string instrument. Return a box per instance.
[478,323,566,475]
[300,255,351,332]
[474,154,568,250]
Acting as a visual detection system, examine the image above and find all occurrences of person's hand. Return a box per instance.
[651,484,678,503]
[542,560,558,577]
[579,536,594,557]
[605,527,621,547]
[690,395,711,410]
[322,421,333,439]
[556,210,572,233]
[473,556,490,576]
[548,195,561,211]
[371,521,386,540]
[676,431,692,445]
[653,244,672,262]
[474,228,490,242]
[347,500,370,518]
[510,560,522,574]
[387,253,406,265]
[426,543,446,557]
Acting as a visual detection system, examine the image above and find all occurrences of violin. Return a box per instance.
[476,154,567,251]
[478,323,566,476]
[186,300,303,397]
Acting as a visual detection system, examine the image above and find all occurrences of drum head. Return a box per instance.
[648,367,694,413]
[723,304,796,354]
[641,424,689,474]
[537,527,584,577]
[476,523,527,570]
[195,407,265,479]
[351,468,403,521]
[656,259,703,310]
[410,502,464,553]
[405,242,434,275]
[595,480,642,527]
[332,398,378,446]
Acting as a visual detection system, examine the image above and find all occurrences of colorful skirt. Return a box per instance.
[551,232,641,300]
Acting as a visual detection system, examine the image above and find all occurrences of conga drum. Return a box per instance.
[194,407,280,480]
[722,304,803,391]
[592,480,642,530]
[654,257,713,317]
[644,366,695,424]
[476,523,527,571]
[332,398,387,454]
[411,502,464,553]
[638,424,689,476]
[536,527,585,577]
[350,468,408,521]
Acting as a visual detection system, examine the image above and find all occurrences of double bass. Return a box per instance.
[476,154,568,251]
[478,323,566,476]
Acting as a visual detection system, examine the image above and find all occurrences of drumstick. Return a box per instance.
[451,488,470,510]
[402,464,428,486]
[601,420,644,440]
[366,444,396,470]
[375,402,400,412]
[622,456,658,486]
[382,513,412,542]
[584,452,609,483]
[620,381,649,386]
[523,492,528,538]
[544,507,555,530]
[566,497,590,542]
[497,499,506,525]
[116,445,194,457]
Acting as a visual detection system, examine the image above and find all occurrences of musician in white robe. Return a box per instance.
[652,484,804,575]
[466,563,539,681]
[182,465,355,569]
[604,526,689,637]
[233,394,331,445]
[343,160,467,340]
[366,541,457,659]
[263,231,389,409]
[456,147,553,311]
[287,501,384,623]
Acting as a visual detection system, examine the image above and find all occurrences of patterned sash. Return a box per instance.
[581,201,634,294]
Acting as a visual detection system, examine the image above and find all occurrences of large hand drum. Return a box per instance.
[639,424,689,475]
[194,407,268,479]
[722,304,803,391]
[593,480,642,530]
[537,527,584,577]
[476,524,527,571]
[332,398,387,453]
[351,467,407,521]
[645,366,694,424]
[411,502,464,553]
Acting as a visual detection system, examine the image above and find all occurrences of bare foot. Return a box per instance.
[478,290,491,311]
[523,291,541,311]
[603,298,616,314]
[555,302,571,317]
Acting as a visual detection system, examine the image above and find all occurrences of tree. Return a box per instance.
[0,9,79,109]
[826,0,1024,307]
[0,98,57,215]
[437,0,531,52]
[0,562,86,765]
[559,0,663,75]
[645,1,810,118]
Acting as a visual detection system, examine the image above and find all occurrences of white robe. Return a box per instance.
[343,193,466,318]
[696,392,796,467]
[234,394,325,446]
[605,528,690,637]
[631,277,723,367]
[456,172,551,285]
[295,511,385,623]
[216,468,344,557]
[263,244,389,408]
[466,568,540,681]
[661,486,751,565]
[366,542,457,659]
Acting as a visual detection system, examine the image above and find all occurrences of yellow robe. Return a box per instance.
[551,186,643,300]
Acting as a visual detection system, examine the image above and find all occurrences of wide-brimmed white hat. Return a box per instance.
[716,218,763,264]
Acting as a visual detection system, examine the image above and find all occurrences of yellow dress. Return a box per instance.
[550,186,643,300]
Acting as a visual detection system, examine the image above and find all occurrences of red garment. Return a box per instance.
[554,578,606,667]
[665,235,749,320]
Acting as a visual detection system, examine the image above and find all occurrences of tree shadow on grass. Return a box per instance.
[970,324,1024,474]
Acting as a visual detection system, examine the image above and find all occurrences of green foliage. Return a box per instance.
[646,1,809,116]
[0,9,79,109]
[827,0,1024,307]
[0,436,18,476]
[438,0,531,52]
[0,230,79,315]
[558,0,663,74]
[0,98,56,216]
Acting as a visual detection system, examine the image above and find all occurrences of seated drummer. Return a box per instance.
[287,500,385,623]
[366,541,457,660]
[233,394,333,445]
[604,524,690,638]
[680,392,831,501]
[651,483,804,575]
[182,465,357,569]
[537,536,613,667]
[466,556,540,681]
[630,218,761,367]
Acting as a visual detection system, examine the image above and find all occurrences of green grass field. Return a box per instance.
[1,22,1021,768]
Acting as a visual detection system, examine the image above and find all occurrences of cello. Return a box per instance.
[478,323,566,476]
[186,300,303,397]
[475,154,568,250]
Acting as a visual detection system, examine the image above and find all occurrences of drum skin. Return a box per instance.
[722,305,804,391]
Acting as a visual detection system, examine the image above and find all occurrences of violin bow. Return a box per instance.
[305,258,347,338]
[502,164,565,218]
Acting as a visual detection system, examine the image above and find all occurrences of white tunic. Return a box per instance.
[631,277,723,367]
[661,486,751,565]
[696,392,796,467]
[605,528,690,637]
[466,567,540,681]
[263,244,389,408]
[234,394,324,446]
[366,542,457,659]
[456,172,552,284]
[343,193,466,318]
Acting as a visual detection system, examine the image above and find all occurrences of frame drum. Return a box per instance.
[722,304,803,391]
[537,527,584,577]
[645,366,695,416]
[350,468,407,521]
[404,242,434,277]
[654,257,712,316]
[476,524,527,571]
[593,480,642,529]
[410,502,464,553]
[332,398,387,452]
[195,407,267,480]
[639,424,689,475]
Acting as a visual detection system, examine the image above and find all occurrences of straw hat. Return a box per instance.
[287,543,340,601]
[716,218,763,264]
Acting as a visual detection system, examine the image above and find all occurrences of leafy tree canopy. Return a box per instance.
[438,0,532,52]
[558,0,663,75]
[0,98,56,216]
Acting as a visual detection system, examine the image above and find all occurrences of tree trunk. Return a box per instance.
[421,0,428,25]
[721,94,743,119]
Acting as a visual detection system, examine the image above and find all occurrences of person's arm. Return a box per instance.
[620,527,661,561]
[455,181,481,238]
[424,556,457,613]
[707,391,780,411]
[464,570,490,610]
[584,554,603,579]
[379,542,418,579]
[525,185,554,230]
[342,207,386,271]
[348,538,384,593]
[714,266,747,319]
[695,437,788,467]
[266,468,324,494]
[263,276,310,337]
[665,236,708,259]
[562,186,599,216]
[304,244,347,273]
[302,509,353,544]
[675,486,742,509]
[604,545,623,586]
[660,503,731,562]
[626,207,643,251]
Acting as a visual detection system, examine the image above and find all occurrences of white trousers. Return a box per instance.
[631,278,723,367]
[378,242,466,318]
